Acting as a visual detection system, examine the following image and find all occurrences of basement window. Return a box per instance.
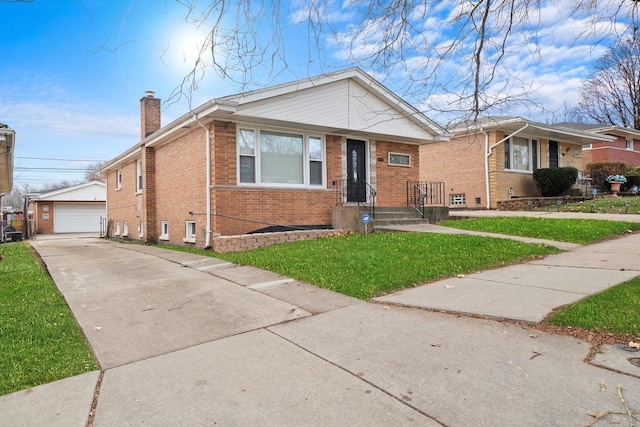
[183,221,196,243]
[160,221,169,241]
[449,194,466,207]
[123,222,129,237]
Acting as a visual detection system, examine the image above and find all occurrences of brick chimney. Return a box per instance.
[140,90,161,139]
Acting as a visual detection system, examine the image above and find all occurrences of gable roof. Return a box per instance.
[103,68,449,172]
[449,116,614,145]
[28,181,106,202]
[0,123,15,194]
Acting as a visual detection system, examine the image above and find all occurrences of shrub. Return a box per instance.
[623,174,640,192]
[585,162,628,190]
[533,167,579,197]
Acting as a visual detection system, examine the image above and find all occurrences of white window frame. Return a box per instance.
[123,222,129,237]
[115,221,121,236]
[505,136,539,172]
[183,221,196,243]
[136,160,143,193]
[116,169,122,190]
[160,221,169,241]
[388,152,411,167]
[139,221,144,238]
[626,139,634,150]
[237,126,326,188]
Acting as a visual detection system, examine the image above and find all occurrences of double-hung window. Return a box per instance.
[238,127,325,187]
[116,169,122,190]
[504,136,538,172]
[136,160,143,192]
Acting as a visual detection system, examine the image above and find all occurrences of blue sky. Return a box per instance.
[0,1,630,188]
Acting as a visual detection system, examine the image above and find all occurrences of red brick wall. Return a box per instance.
[33,201,54,234]
[152,127,207,244]
[106,158,142,239]
[586,136,640,166]
[374,140,420,206]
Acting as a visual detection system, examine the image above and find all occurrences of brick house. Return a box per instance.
[420,117,614,209]
[553,123,640,166]
[101,68,449,247]
[27,181,107,234]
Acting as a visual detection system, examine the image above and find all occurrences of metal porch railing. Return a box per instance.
[407,181,445,218]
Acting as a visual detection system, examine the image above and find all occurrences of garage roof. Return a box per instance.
[28,181,106,202]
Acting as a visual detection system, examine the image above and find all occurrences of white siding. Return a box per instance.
[234,79,433,140]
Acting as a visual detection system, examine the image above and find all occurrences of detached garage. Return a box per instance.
[28,181,106,234]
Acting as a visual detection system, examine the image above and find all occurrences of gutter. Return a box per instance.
[193,114,212,249]
[484,123,529,209]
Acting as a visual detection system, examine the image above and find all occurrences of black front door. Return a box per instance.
[549,140,559,168]
[347,139,367,203]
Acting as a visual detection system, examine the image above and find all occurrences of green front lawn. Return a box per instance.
[0,242,98,396]
[547,277,640,337]
[440,217,640,244]
[160,232,559,300]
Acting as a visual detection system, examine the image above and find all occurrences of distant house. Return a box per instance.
[0,122,15,194]
[420,117,614,209]
[28,181,106,234]
[553,123,640,166]
[101,68,450,247]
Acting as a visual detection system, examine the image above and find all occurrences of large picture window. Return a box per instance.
[238,127,325,187]
[505,136,538,172]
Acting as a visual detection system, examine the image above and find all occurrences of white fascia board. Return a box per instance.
[101,100,239,173]
[33,181,106,200]
[453,117,614,143]
[101,145,141,173]
[589,126,640,140]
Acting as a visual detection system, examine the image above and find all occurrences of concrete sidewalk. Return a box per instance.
[1,227,640,426]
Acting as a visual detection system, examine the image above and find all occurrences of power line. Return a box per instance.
[15,167,87,172]
[15,156,107,162]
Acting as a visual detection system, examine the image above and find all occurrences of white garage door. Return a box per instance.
[54,203,105,233]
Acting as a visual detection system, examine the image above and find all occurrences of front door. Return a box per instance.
[346,139,367,203]
[549,140,559,168]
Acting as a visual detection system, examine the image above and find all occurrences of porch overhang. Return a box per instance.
[473,118,615,145]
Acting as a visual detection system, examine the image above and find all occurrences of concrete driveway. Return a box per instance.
[1,235,639,426]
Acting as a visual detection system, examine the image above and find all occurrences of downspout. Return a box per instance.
[193,114,212,249]
[483,131,490,209]
[484,123,530,209]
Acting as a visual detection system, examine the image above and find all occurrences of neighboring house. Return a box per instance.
[27,181,106,234]
[553,123,640,166]
[420,117,614,209]
[101,68,449,247]
[0,122,15,194]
